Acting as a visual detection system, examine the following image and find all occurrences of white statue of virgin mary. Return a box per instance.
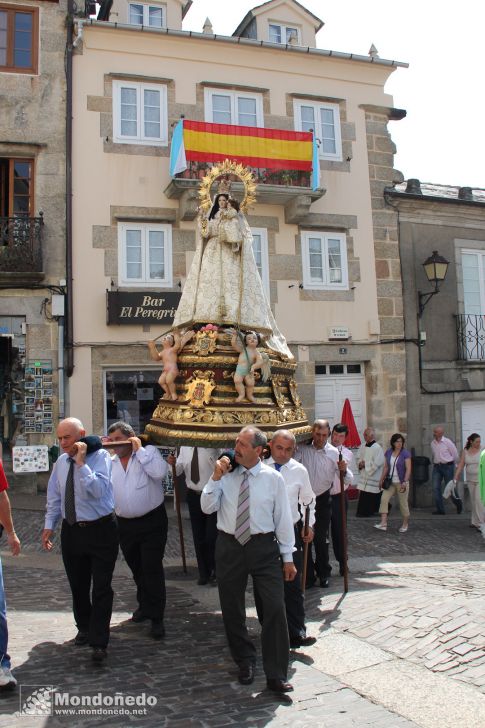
[173,176,293,359]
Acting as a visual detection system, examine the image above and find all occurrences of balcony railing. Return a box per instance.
[455,314,485,361]
[0,215,44,273]
[175,161,312,189]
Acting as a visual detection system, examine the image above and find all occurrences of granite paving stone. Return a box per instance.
[0,496,482,726]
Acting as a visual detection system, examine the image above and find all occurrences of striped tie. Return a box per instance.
[234,472,251,545]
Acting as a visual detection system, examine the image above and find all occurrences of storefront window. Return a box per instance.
[104,368,173,494]
[0,315,25,452]
[104,368,163,435]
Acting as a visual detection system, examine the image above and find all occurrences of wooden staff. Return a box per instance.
[170,452,187,574]
[102,440,133,448]
[301,501,311,594]
[339,448,349,594]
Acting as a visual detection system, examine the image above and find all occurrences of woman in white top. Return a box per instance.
[454,433,485,529]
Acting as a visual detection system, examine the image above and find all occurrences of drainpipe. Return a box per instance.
[66,1,74,378]
[58,316,65,419]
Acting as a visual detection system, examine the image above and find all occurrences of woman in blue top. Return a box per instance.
[374,433,412,533]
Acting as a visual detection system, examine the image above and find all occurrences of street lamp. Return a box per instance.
[418,250,449,317]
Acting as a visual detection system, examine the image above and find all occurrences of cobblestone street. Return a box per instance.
[0,496,483,727]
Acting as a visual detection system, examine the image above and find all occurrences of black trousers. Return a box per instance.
[305,491,332,582]
[216,531,289,681]
[186,489,218,580]
[61,515,119,648]
[330,493,348,570]
[254,523,306,641]
[117,503,168,620]
[356,490,381,517]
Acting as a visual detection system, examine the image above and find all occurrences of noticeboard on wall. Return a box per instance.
[12,445,49,473]
[24,360,53,434]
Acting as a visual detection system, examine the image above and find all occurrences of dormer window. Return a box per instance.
[268,23,300,45]
[128,2,165,28]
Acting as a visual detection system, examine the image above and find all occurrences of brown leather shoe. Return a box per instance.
[74,630,89,646]
[131,608,149,623]
[290,635,316,648]
[266,678,293,693]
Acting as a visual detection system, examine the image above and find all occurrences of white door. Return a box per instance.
[461,401,485,448]
[314,364,366,435]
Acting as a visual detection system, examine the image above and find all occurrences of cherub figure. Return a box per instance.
[147,329,194,401]
[230,330,271,403]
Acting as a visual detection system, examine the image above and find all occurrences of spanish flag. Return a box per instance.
[170,119,320,190]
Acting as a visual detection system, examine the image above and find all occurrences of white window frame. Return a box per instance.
[293,100,342,161]
[204,87,264,127]
[301,231,348,290]
[461,248,485,314]
[113,80,168,146]
[127,2,166,28]
[118,222,173,288]
[250,227,270,299]
[268,22,300,45]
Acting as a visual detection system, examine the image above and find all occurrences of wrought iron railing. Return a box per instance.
[0,214,44,273]
[455,313,485,361]
[175,161,311,188]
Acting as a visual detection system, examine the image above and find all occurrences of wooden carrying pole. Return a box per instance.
[103,440,134,448]
[171,457,187,574]
[301,503,311,594]
[339,449,349,593]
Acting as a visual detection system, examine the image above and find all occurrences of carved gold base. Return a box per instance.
[145,329,311,448]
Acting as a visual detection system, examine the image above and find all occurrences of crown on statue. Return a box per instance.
[217,176,232,195]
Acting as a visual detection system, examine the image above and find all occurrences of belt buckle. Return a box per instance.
[78,521,88,528]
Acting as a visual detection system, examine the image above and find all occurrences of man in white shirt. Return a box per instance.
[264,430,316,648]
[167,447,221,585]
[201,426,296,693]
[330,424,355,576]
[295,420,349,588]
[106,421,168,640]
[431,426,461,515]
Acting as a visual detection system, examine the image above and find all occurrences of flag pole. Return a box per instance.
[339,447,349,593]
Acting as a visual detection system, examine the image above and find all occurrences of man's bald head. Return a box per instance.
[57,418,86,456]
[433,426,445,441]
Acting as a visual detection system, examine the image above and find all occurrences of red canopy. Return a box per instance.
[340,398,361,448]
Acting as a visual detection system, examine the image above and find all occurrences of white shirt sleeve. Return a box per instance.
[297,466,316,528]
[135,446,168,480]
[273,475,295,562]
[200,477,223,514]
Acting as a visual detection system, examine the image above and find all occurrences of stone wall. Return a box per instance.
[0,1,68,489]
[363,107,407,442]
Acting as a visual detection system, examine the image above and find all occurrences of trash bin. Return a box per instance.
[412,455,430,484]
[411,455,431,508]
